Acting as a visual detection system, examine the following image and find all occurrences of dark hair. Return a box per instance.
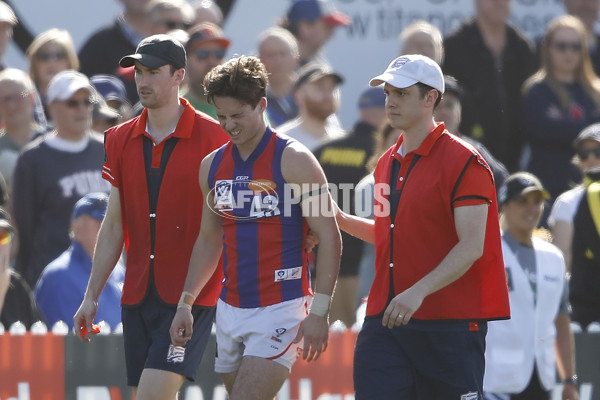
[203,55,268,109]
[416,82,442,108]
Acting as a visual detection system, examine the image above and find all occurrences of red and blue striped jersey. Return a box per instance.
[207,128,311,308]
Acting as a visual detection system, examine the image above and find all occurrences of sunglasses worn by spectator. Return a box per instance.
[577,147,600,160]
[552,41,582,52]
[0,93,27,106]
[161,20,191,30]
[36,51,68,62]
[195,49,226,60]
[65,98,93,109]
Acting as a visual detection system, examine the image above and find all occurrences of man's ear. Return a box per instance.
[258,97,267,113]
[425,89,439,107]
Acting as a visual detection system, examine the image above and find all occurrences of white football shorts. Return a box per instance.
[214,296,311,373]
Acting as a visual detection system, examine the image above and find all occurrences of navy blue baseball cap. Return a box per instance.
[498,172,550,206]
[90,74,129,106]
[287,0,350,26]
[358,87,385,110]
[120,34,186,70]
[294,63,343,92]
[72,192,109,221]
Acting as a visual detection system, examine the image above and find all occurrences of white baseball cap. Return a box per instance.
[369,54,445,93]
[47,70,95,103]
[0,2,17,26]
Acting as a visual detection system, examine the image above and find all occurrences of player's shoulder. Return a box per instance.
[193,108,220,126]
[279,133,315,164]
[201,142,229,168]
[191,110,229,145]
[105,115,140,138]
[440,131,482,159]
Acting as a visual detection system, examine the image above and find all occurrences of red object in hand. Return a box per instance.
[80,324,100,337]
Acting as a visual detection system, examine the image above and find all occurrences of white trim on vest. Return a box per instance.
[483,236,566,393]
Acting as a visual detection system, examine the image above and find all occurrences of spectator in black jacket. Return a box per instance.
[0,206,41,330]
[443,0,536,172]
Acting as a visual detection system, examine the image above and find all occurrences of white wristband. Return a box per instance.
[309,292,331,317]
[177,291,195,311]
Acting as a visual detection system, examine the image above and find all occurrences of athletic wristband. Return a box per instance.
[309,292,331,317]
[563,375,578,385]
[177,291,195,311]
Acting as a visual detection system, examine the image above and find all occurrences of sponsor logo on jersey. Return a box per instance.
[274,267,303,282]
[210,179,280,220]
[271,336,282,343]
[460,392,478,400]
[275,328,287,337]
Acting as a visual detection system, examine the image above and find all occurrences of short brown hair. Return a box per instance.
[204,55,268,109]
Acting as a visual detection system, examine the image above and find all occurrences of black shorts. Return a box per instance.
[354,315,487,400]
[122,290,216,387]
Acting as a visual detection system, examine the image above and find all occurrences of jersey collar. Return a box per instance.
[131,97,195,140]
[391,121,447,162]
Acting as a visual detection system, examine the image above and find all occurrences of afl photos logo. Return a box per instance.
[209,178,280,220]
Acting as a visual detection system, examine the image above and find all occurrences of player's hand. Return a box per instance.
[73,297,99,342]
[0,232,12,307]
[563,382,579,400]
[169,308,194,347]
[382,286,425,329]
[293,313,329,362]
[305,229,319,253]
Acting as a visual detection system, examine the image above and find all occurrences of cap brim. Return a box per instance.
[189,38,231,50]
[51,82,94,102]
[119,54,168,69]
[521,187,551,200]
[574,134,600,148]
[369,73,417,88]
[0,220,14,232]
[323,13,351,26]
[94,105,121,120]
[322,72,343,85]
[303,72,344,89]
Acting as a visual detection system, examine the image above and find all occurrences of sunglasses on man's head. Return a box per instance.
[552,41,582,52]
[36,51,68,62]
[577,147,600,160]
[195,49,226,60]
[65,98,93,109]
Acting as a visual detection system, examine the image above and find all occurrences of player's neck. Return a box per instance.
[235,122,267,161]
[146,99,184,144]
[401,118,435,154]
